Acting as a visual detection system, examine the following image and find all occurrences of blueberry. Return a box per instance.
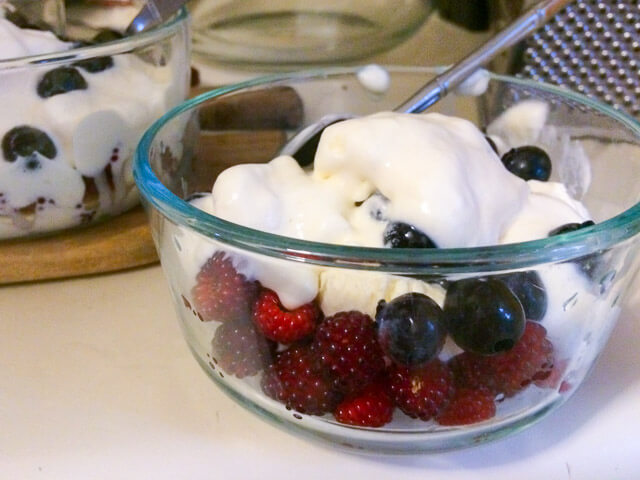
[375,293,446,366]
[37,67,88,98]
[493,271,547,321]
[444,278,526,355]
[548,220,595,237]
[549,220,599,280]
[383,222,437,249]
[501,145,552,181]
[2,126,57,162]
[74,56,114,73]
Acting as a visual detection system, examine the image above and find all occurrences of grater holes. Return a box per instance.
[516,1,640,120]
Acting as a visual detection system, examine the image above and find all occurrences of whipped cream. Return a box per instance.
[210,111,588,250]
[0,15,70,59]
[0,15,188,238]
[184,107,592,312]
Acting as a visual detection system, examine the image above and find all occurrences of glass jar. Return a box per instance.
[190,0,434,65]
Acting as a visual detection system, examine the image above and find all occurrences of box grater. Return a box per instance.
[507,0,640,118]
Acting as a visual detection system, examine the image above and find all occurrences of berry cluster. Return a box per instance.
[190,250,562,428]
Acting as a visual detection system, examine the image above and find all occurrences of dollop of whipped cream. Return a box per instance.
[211,112,537,249]
[0,16,70,59]
[193,109,592,309]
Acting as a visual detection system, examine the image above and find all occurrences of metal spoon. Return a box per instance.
[281,0,574,166]
[126,0,189,35]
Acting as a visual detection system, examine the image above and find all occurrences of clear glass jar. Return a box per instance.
[190,0,434,65]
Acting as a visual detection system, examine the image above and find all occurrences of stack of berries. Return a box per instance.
[191,250,560,428]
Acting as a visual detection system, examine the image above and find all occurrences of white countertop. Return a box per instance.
[2,266,639,479]
[3,13,640,480]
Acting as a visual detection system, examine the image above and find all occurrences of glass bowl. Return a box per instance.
[134,66,640,453]
[190,0,433,66]
[0,7,190,239]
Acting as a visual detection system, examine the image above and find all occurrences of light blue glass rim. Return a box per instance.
[0,7,190,69]
[134,65,640,274]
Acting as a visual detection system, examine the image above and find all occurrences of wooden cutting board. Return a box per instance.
[0,206,158,285]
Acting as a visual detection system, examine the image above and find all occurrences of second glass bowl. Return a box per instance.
[0,7,190,239]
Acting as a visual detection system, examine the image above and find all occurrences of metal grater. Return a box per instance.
[507,0,640,118]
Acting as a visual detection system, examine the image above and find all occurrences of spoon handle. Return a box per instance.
[398,0,574,113]
[126,0,189,34]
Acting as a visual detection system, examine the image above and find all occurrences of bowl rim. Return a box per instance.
[134,65,640,274]
[0,6,189,69]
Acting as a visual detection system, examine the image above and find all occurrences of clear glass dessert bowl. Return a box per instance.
[134,66,640,453]
[0,7,190,239]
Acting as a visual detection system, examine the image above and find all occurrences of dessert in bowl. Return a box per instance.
[134,66,640,453]
[0,4,190,239]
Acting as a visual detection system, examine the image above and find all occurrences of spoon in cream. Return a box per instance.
[280,0,574,166]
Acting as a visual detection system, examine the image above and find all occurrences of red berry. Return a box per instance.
[334,380,394,427]
[534,357,568,390]
[312,311,385,395]
[437,388,496,426]
[252,288,320,344]
[387,359,454,420]
[449,321,555,397]
[261,344,341,415]
[211,319,276,378]
[192,252,258,323]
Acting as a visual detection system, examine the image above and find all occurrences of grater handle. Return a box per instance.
[398,0,574,113]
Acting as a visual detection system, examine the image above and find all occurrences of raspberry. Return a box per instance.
[261,344,341,415]
[437,388,496,426]
[449,321,554,397]
[312,311,385,395]
[211,319,276,378]
[252,288,320,344]
[387,359,454,420]
[334,380,394,427]
[192,252,258,323]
